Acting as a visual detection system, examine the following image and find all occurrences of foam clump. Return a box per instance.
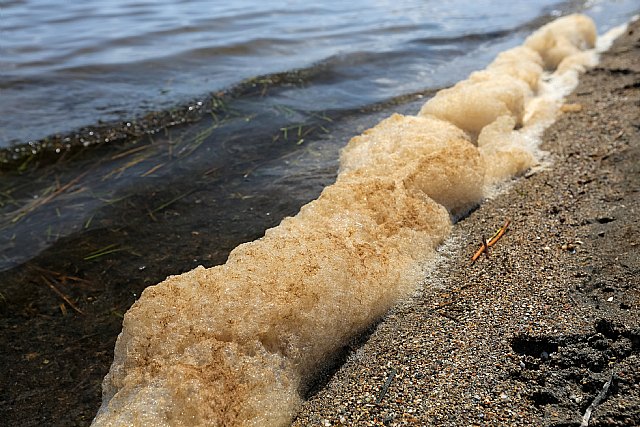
[486,46,544,89]
[418,72,531,139]
[95,318,298,427]
[339,113,484,217]
[94,14,605,427]
[525,13,597,69]
[94,175,451,426]
[556,50,598,74]
[478,115,536,185]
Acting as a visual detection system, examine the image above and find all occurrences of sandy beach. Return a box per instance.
[293,19,639,427]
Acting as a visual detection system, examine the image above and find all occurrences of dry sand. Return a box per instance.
[292,19,640,427]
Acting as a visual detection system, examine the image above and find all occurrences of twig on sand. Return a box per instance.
[471,246,485,263]
[482,235,489,259]
[488,219,510,246]
[471,219,510,263]
[376,368,397,404]
[40,275,85,315]
[580,371,614,427]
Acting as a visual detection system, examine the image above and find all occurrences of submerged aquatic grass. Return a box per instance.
[84,244,122,261]
[150,189,197,214]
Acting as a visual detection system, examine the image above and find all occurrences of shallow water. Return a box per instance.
[1,0,636,146]
[0,1,638,272]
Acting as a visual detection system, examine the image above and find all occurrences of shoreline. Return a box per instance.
[0,71,310,172]
[88,15,617,426]
[293,19,640,426]
[0,14,637,427]
[0,66,438,173]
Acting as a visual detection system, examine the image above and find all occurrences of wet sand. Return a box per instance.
[293,19,640,427]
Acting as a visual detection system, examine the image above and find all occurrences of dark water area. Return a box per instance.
[0,1,638,425]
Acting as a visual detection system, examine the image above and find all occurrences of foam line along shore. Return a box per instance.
[294,16,640,426]
[92,14,628,426]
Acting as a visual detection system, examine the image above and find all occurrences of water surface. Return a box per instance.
[2,0,636,145]
[0,0,638,271]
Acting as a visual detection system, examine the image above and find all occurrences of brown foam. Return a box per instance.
[524,14,597,69]
[339,114,484,217]
[478,115,536,185]
[486,46,544,89]
[418,73,530,139]
[94,176,452,426]
[93,14,604,427]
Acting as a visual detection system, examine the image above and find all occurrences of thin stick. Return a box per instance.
[471,243,487,263]
[11,171,88,223]
[84,244,123,261]
[151,189,196,213]
[376,368,397,404]
[110,144,150,160]
[488,219,510,246]
[580,372,614,427]
[141,162,165,177]
[471,219,510,263]
[482,235,489,259]
[41,275,85,315]
[30,265,91,286]
[103,156,146,180]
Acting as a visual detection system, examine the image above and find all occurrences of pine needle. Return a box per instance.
[471,219,510,263]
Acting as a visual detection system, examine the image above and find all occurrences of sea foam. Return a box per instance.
[92,14,615,426]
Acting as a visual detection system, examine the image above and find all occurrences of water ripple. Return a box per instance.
[0,0,637,145]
